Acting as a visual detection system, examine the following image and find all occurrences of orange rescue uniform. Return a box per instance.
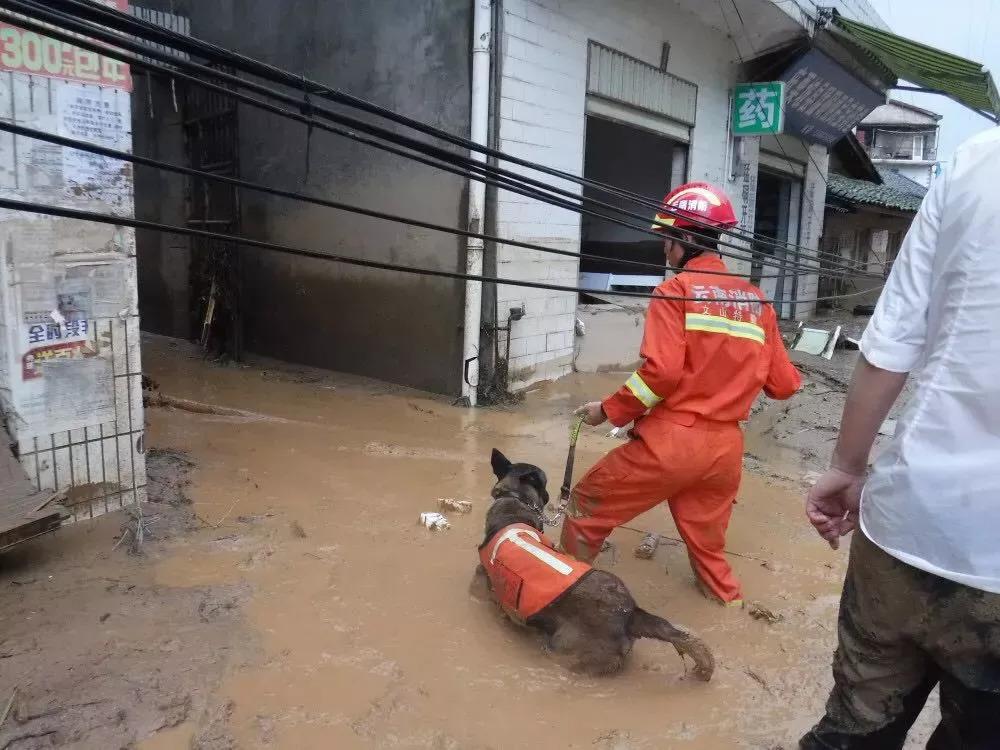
[480,523,591,622]
[560,254,801,603]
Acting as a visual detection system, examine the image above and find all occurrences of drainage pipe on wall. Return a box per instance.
[460,0,493,406]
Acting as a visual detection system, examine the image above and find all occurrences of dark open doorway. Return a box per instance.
[753,169,801,318]
[579,115,687,294]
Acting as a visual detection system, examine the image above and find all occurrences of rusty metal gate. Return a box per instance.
[182,67,243,359]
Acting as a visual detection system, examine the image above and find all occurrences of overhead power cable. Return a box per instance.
[0,122,880,283]
[47,0,862,267]
[33,0,820,256]
[61,0,868,267]
[0,197,882,307]
[8,0,868,274]
[0,6,881,282]
[0,121,808,281]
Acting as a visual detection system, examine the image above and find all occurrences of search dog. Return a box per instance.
[471,449,714,680]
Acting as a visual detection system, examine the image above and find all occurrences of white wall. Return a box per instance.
[794,144,829,319]
[495,0,749,388]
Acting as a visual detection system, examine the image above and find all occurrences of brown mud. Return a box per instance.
[0,334,934,748]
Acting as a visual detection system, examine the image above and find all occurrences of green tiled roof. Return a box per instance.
[827,172,925,212]
[875,166,928,197]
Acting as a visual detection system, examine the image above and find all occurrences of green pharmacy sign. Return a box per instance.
[732,82,785,136]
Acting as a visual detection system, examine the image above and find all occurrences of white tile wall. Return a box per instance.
[795,144,830,319]
[497,0,737,388]
[495,0,828,387]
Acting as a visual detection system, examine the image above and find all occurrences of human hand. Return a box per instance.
[574,401,607,427]
[805,467,865,550]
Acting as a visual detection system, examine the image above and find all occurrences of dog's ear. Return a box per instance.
[491,449,512,481]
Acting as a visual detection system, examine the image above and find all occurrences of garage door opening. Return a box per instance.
[578,115,688,296]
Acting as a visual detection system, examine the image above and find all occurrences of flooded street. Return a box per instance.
[1,335,933,748]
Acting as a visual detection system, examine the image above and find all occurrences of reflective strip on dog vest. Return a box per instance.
[481,523,591,620]
[491,526,573,575]
[685,312,765,344]
[624,372,663,409]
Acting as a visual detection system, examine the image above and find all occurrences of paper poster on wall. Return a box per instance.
[15,319,114,434]
[58,84,131,203]
[11,251,129,324]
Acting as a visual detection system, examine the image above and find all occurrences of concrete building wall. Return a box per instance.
[134,0,472,395]
[821,207,913,309]
[495,0,755,388]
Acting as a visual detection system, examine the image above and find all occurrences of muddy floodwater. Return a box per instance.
[0,335,935,748]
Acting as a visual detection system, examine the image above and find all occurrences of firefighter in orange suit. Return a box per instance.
[560,182,801,606]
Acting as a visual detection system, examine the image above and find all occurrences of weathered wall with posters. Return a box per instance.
[133,0,472,395]
[0,1,145,520]
[821,207,910,309]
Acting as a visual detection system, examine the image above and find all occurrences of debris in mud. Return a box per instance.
[745,666,773,693]
[792,325,841,359]
[145,390,280,422]
[418,512,450,531]
[749,602,784,625]
[438,498,472,514]
[633,532,659,559]
[194,700,236,749]
[211,499,241,529]
[594,729,635,750]
[198,592,243,623]
[146,448,195,508]
[290,520,307,538]
[114,505,158,554]
[598,539,619,566]
[1,686,17,729]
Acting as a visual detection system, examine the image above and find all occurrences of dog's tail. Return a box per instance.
[629,608,715,681]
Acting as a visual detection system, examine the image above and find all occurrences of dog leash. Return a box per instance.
[542,414,585,527]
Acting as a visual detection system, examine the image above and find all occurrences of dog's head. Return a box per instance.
[490,448,549,513]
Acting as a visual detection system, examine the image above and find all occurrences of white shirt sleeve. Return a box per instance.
[859,168,947,373]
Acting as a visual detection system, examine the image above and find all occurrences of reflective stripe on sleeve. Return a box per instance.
[624,372,663,408]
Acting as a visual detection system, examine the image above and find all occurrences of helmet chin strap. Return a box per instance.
[674,232,703,268]
[678,247,704,268]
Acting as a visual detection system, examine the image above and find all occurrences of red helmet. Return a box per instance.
[650,181,739,232]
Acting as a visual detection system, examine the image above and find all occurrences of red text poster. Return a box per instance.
[0,0,131,91]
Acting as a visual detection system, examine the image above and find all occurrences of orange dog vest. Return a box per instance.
[479,523,591,622]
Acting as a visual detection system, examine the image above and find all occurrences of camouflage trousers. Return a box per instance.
[801,531,1000,750]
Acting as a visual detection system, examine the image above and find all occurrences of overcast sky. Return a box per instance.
[865,0,1000,165]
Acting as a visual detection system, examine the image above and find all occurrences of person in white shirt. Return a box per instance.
[800,128,1000,749]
